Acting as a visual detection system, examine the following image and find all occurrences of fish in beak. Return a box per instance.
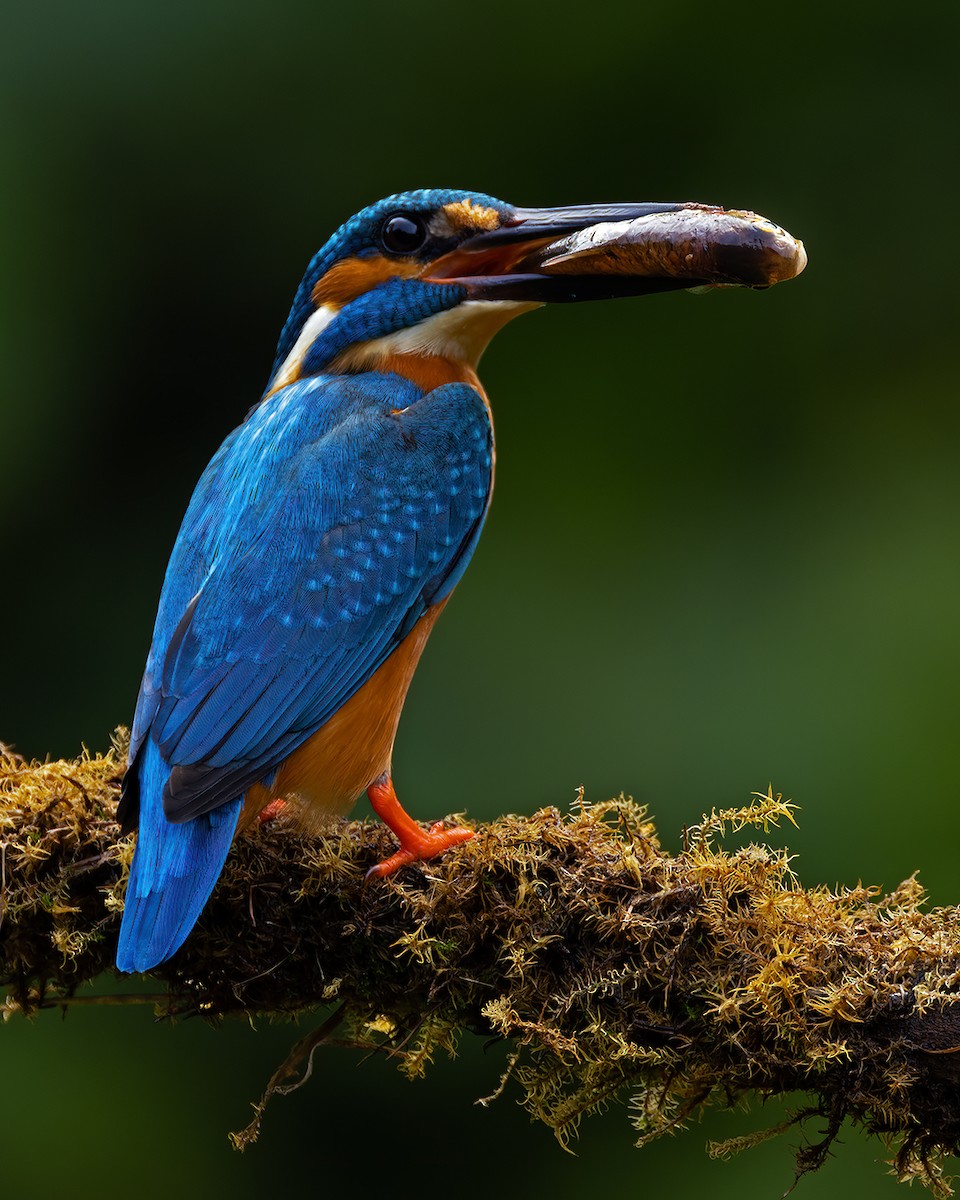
[428,201,807,302]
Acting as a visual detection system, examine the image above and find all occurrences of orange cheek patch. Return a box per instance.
[312,254,421,307]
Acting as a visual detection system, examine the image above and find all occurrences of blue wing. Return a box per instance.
[117,373,492,971]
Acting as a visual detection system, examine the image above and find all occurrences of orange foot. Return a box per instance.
[257,797,288,825]
[365,773,474,881]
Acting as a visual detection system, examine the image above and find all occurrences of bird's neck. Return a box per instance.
[329,299,539,404]
[332,348,483,394]
[268,298,536,403]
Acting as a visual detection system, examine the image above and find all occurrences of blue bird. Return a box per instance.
[116,189,763,973]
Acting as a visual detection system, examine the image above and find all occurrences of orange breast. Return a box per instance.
[240,601,447,832]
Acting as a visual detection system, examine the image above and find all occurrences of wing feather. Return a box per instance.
[122,373,492,829]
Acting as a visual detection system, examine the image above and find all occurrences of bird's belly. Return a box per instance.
[240,601,447,831]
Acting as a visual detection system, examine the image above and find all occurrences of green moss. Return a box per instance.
[3,740,960,1194]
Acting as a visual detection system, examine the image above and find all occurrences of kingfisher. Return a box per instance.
[116,188,796,973]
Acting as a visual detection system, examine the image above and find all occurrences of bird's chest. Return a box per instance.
[240,600,446,830]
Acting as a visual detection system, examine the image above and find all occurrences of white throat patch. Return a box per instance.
[271,297,541,390]
[355,299,541,369]
[271,303,338,390]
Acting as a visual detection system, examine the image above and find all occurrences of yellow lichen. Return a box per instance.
[3,739,960,1194]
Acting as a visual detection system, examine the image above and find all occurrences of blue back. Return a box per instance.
[117,371,493,971]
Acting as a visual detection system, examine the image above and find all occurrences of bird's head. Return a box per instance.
[267,188,693,394]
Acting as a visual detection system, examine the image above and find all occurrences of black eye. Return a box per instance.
[380,214,427,256]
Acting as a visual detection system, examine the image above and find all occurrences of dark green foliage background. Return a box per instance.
[2,2,958,1196]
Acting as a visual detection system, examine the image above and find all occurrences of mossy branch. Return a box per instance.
[4,736,960,1195]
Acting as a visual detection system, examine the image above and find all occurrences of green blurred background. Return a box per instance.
[2,1,958,1195]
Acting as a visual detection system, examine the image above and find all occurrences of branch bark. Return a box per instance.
[3,735,960,1195]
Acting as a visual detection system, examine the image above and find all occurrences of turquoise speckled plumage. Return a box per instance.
[117,187,741,972]
[118,373,491,971]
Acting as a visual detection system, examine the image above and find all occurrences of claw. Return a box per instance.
[257,797,287,825]
[365,848,416,882]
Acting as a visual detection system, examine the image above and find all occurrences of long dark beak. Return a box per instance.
[426,201,806,301]
[426,202,699,303]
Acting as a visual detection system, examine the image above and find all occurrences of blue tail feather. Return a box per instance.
[117,739,241,973]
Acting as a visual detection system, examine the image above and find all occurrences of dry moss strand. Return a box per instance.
[3,740,960,1193]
